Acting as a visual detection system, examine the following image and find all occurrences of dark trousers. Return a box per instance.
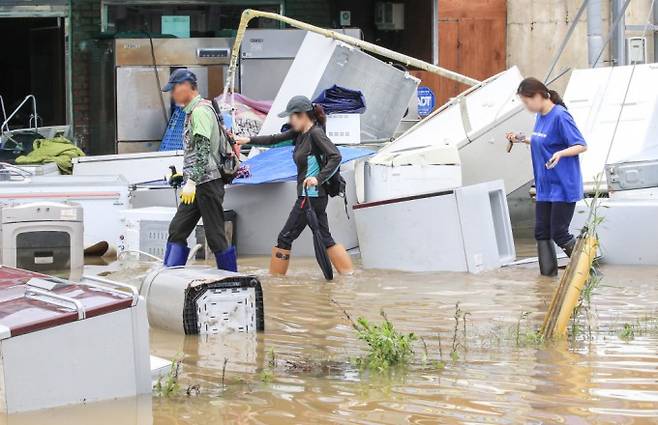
[277,196,336,250]
[168,179,228,253]
[535,201,576,247]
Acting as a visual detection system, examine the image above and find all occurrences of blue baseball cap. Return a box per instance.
[162,68,197,92]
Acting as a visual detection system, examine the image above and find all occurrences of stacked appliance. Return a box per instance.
[259,32,419,144]
[89,37,233,154]
[239,28,362,101]
[0,202,83,281]
[568,64,658,265]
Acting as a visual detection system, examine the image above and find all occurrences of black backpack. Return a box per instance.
[310,139,349,217]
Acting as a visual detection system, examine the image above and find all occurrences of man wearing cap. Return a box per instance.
[161,68,237,272]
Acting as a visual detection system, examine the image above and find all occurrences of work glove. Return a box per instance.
[165,166,184,188]
[180,180,197,205]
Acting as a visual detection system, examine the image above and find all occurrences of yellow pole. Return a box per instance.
[222,8,480,100]
[541,235,598,338]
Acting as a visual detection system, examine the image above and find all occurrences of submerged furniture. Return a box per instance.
[0,175,129,250]
[363,67,534,202]
[260,32,419,143]
[0,202,84,281]
[0,266,151,413]
[140,266,264,335]
[354,180,515,272]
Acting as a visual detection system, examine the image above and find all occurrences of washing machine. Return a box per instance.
[0,202,84,281]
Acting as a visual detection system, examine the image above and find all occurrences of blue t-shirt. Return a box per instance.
[531,105,586,202]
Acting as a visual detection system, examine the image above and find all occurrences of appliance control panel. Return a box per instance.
[197,48,230,59]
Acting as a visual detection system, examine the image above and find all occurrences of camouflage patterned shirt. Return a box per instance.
[182,95,221,184]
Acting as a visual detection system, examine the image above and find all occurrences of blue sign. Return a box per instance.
[417,86,436,117]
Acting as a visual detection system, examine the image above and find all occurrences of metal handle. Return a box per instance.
[25,287,86,320]
[82,275,140,306]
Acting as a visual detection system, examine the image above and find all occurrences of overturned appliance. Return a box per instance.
[73,150,184,185]
[0,175,129,251]
[363,67,534,202]
[0,266,151,413]
[567,64,658,265]
[0,202,84,281]
[354,180,515,273]
[259,32,419,143]
[140,266,264,335]
[563,63,658,192]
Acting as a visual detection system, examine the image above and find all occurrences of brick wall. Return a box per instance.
[70,0,101,151]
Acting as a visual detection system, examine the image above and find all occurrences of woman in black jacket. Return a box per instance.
[236,95,353,276]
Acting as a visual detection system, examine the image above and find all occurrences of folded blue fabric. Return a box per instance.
[313,85,367,114]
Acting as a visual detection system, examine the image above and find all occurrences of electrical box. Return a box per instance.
[375,2,404,31]
[339,10,351,26]
[627,37,647,64]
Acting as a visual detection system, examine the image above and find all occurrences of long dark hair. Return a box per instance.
[306,104,327,127]
[516,77,566,109]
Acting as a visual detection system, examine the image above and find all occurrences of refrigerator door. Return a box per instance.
[116,67,171,142]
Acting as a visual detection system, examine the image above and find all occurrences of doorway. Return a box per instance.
[0,17,66,129]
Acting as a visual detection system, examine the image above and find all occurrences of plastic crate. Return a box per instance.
[159,107,185,151]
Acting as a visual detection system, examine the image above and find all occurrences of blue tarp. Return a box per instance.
[312,85,366,114]
[233,145,374,185]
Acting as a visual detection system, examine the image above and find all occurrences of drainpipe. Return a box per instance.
[587,0,604,66]
[654,0,658,63]
[611,0,627,66]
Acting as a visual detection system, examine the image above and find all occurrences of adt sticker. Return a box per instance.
[417,86,436,117]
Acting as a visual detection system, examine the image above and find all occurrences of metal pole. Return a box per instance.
[587,0,604,66]
[593,0,632,66]
[612,0,627,65]
[654,0,658,62]
[222,8,480,101]
[544,0,589,83]
[432,0,439,65]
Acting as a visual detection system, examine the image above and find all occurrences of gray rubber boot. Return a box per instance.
[537,240,558,276]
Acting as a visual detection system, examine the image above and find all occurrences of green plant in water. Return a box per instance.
[259,368,274,384]
[619,323,635,341]
[153,358,182,397]
[352,311,416,372]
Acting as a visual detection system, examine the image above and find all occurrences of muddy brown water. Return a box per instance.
[3,254,658,425]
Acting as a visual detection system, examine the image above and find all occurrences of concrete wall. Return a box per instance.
[508,0,655,93]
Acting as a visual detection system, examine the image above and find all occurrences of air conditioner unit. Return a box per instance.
[375,2,404,31]
[0,202,84,281]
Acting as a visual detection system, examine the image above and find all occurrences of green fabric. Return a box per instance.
[15,137,85,174]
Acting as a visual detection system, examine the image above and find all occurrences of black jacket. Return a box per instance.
[249,125,341,197]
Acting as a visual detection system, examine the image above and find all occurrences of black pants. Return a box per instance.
[168,179,228,253]
[535,201,576,247]
[277,196,336,251]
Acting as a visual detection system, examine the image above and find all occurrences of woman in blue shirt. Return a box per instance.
[506,78,587,276]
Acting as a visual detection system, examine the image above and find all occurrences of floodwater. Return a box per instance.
[4,252,658,425]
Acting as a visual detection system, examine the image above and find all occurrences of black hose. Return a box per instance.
[145,30,169,127]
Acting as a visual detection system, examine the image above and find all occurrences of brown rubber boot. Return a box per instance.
[269,247,291,276]
[327,244,354,275]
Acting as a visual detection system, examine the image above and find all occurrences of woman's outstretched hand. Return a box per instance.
[235,136,250,145]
